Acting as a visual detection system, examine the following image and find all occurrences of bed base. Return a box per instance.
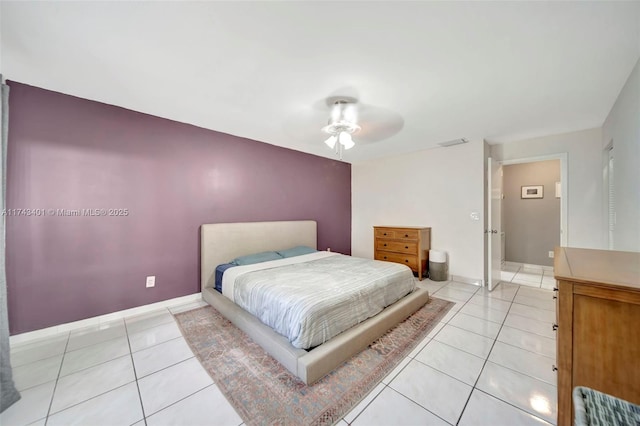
[202,286,429,384]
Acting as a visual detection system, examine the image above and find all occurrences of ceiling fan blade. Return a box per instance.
[282,92,404,147]
[355,104,404,144]
[282,105,328,143]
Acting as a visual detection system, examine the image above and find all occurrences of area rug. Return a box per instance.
[174,297,453,426]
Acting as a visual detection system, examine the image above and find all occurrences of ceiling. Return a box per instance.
[1,1,638,163]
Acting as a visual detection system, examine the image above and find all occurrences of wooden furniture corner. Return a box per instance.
[554,247,640,426]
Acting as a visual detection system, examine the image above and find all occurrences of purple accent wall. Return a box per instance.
[6,82,351,334]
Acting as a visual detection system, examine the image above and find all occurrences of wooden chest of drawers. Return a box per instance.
[554,247,640,426]
[374,226,431,280]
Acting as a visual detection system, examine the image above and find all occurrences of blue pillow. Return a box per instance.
[231,251,283,266]
[215,263,236,293]
[276,246,317,258]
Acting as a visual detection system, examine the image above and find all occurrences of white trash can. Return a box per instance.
[429,250,448,281]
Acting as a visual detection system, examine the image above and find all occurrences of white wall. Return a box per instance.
[491,128,604,250]
[352,139,485,282]
[602,59,640,252]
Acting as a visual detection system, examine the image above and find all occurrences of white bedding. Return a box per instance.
[221,252,416,349]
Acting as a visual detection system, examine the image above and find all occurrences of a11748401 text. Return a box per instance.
[1,208,129,217]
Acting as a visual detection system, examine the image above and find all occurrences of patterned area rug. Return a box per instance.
[174,297,453,426]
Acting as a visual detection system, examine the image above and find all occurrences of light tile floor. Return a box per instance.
[2,280,557,426]
[501,261,557,290]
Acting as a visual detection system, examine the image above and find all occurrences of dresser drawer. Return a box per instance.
[376,240,417,254]
[395,230,419,240]
[374,229,419,240]
[375,229,396,239]
[375,251,418,270]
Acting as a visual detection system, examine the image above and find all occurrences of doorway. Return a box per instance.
[486,154,567,290]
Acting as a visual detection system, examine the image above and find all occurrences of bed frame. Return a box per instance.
[200,220,430,384]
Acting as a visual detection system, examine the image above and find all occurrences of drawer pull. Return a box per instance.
[552,324,558,331]
[405,259,409,263]
[553,295,557,300]
[553,287,558,292]
[552,365,558,372]
[404,234,409,237]
[384,243,387,246]
[405,246,409,249]
[383,233,387,236]
[383,256,387,259]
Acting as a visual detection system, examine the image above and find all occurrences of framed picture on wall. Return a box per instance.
[521,185,544,199]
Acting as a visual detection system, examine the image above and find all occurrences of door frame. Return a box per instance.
[487,157,502,291]
[500,153,568,247]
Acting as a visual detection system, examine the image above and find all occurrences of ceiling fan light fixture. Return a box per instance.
[324,135,337,149]
[321,100,360,158]
[339,132,355,150]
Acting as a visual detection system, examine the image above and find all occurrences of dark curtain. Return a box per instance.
[0,77,20,412]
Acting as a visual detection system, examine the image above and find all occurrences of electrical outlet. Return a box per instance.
[548,251,554,258]
[146,276,156,288]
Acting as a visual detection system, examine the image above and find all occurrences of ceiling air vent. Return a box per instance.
[437,138,469,147]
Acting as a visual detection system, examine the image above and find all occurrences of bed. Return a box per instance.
[200,220,430,384]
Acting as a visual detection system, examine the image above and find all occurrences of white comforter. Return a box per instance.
[221,252,416,349]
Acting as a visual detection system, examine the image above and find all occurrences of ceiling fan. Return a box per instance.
[321,99,360,158]
[283,90,404,160]
[317,95,404,160]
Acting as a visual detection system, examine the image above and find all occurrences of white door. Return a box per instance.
[487,157,502,291]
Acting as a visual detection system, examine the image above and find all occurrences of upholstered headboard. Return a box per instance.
[200,220,317,291]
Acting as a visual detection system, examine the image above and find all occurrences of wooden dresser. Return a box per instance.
[554,247,640,426]
[374,226,431,280]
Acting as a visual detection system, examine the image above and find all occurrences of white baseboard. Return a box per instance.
[522,263,553,271]
[450,275,484,286]
[10,292,202,346]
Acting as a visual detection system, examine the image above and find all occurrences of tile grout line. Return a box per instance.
[56,352,134,383]
[44,308,189,425]
[130,307,208,423]
[43,330,71,425]
[6,304,195,426]
[347,280,473,426]
[343,382,388,425]
[384,385,453,426]
[124,310,149,426]
[63,331,126,355]
[491,336,556,360]
[46,382,138,423]
[404,283,484,425]
[370,283,557,414]
[130,333,184,357]
[455,283,556,425]
[347,281,450,424]
[41,323,158,422]
[385,281,555,425]
[131,306,175,423]
[472,387,555,426]
[142,383,217,424]
[402,284,482,424]
[134,352,197,381]
[356,281,520,424]
[453,282,520,425]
